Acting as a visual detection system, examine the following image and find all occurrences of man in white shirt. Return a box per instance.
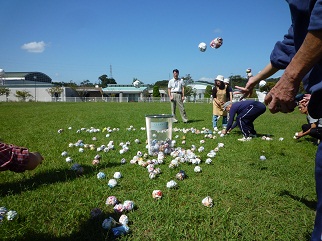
[168,69,188,123]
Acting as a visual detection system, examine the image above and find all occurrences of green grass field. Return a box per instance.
[0,102,318,241]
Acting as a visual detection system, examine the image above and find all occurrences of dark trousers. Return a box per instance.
[302,124,322,140]
[312,143,322,240]
[236,102,266,137]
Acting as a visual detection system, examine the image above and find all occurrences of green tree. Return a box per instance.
[15,90,32,102]
[152,85,161,97]
[184,86,193,98]
[46,86,63,98]
[99,75,117,87]
[182,74,194,85]
[204,85,213,98]
[0,87,10,101]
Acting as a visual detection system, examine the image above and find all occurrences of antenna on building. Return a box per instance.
[110,64,113,78]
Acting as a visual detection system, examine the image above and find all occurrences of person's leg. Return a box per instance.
[213,115,219,130]
[171,97,177,122]
[222,115,227,129]
[308,81,322,119]
[177,95,188,122]
[311,143,322,241]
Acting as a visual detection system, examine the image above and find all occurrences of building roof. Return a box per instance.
[2,72,52,83]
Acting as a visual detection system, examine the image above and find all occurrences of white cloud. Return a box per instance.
[21,41,47,53]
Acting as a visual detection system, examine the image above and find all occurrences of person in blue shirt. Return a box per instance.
[235,1,322,240]
[221,100,266,141]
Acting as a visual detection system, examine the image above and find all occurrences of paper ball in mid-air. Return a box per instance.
[198,42,207,52]
[210,37,223,49]
[133,80,141,88]
[259,80,267,88]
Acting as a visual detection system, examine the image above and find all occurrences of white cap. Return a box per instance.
[215,75,224,82]
[223,78,230,84]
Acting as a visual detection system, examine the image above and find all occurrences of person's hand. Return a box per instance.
[295,131,303,139]
[26,152,44,170]
[235,76,258,100]
[264,74,299,113]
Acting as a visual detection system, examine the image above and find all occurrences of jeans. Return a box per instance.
[213,115,227,128]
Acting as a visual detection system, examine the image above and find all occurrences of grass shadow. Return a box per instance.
[0,161,120,197]
[280,190,316,211]
[6,211,127,241]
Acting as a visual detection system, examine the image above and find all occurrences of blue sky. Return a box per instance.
[0,0,291,85]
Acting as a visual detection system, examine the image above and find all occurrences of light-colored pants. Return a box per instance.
[171,93,188,121]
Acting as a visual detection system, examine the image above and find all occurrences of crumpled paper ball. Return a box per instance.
[113,172,122,179]
[210,37,223,49]
[198,42,207,52]
[205,158,212,164]
[123,200,134,211]
[106,196,118,206]
[90,208,102,219]
[65,157,73,163]
[202,196,213,207]
[194,166,202,173]
[108,179,118,188]
[6,210,18,221]
[61,151,68,156]
[176,170,186,180]
[260,155,267,161]
[166,180,177,188]
[113,203,125,213]
[152,190,163,199]
[92,159,100,165]
[70,163,84,175]
[119,214,129,225]
[102,217,117,230]
[97,172,106,179]
[112,224,130,237]
[0,207,8,216]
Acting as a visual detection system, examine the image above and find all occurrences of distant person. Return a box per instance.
[224,78,233,101]
[168,69,188,123]
[221,100,266,141]
[0,142,43,172]
[295,96,322,142]
[212,75,229,131]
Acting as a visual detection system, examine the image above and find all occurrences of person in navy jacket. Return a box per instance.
[221,100,266,139]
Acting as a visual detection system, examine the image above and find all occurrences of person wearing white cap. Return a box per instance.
[212,75,230,131]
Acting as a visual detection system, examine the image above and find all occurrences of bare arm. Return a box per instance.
[265,30,322,113]
[235,63,279,99]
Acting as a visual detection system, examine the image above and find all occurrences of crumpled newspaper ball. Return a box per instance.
[119,214,129,225]
[65,157,73,163]
[97,172,106,179]
[166,180,177,188]
[113,172,122,179]
[123,200,135,211]
[0,207,8,216]
[259,80,267,88]
[198,42,207,52]
[152,190,163,199]
[202,196,213,207]
[176,170,186,180]
[106,196,118,206]
[61,151,68,156]
[112,224,130,237]
[210,37,223,49]
[205,158,212,164]
[108,179,118,188]
[114,203,125,213]
[6,210,18,221]
[194,166,202,173]
[102,217,117,230]
[260,155,267,161]
[90,208,102,219]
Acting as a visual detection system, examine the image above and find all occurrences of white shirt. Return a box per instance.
[168,78,185,93]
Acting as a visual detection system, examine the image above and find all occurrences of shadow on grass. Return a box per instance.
[0,162,120,197]
[280,190,317,211]
[6,212,127,241]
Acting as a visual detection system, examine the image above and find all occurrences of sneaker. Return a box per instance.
[238,136,252,141]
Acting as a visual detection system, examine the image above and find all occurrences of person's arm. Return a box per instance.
[235,63,279,99]
[265,30,322,113]
[181,86,185,101]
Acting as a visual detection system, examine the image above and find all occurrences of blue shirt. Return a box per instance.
[270,0,322,91]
